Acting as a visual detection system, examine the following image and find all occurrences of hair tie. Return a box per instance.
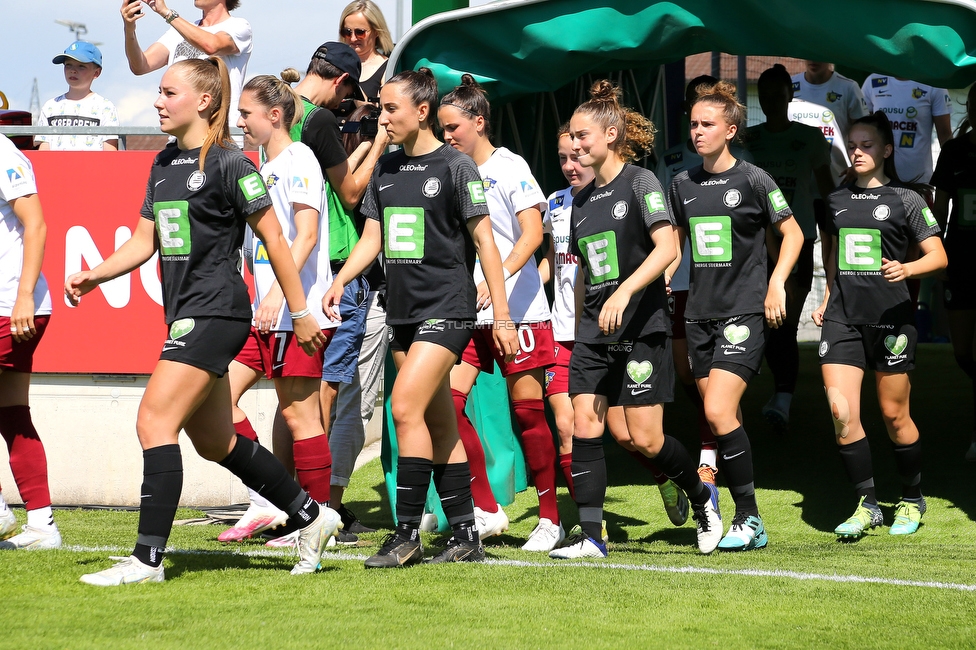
[441,102,479,117]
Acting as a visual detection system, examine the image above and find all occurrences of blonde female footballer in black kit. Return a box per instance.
[67,57,338,586]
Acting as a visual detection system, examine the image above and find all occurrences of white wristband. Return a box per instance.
[502,267,512,280]
[289,308,311,320]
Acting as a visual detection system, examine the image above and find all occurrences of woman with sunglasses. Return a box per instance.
[338,0,394,104]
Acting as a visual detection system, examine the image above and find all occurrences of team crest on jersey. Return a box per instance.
[912,87,927,99]
[822,110,834,124]
[906,106,918,119]
[187,170,207,192]
[819,341,829,357]
[873,204,891,221]
[723,189,741,208]
[872,76,888,88]
[611,200,628,220]
[826,91,842,103]
[422,177,441,198]
[483,178,497,191]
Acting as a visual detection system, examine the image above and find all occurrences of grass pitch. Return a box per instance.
[2,344,975,648]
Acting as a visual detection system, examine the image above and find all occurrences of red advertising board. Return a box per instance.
[26,151,256,374]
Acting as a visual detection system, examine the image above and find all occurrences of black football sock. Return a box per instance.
[395,456,433,533]
[571,436,606,542]
[838,437,876,505]
[715,426,758,517]
[134,445,183,568]
[892,439,923,500]
[433,462,478,542]
[654,435,709,505]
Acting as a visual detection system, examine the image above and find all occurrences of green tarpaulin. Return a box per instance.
[390,0,976,101]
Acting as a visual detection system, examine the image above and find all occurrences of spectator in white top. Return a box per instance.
[35,42,119,151]
[121,0,252,126]
[861,74,953,183]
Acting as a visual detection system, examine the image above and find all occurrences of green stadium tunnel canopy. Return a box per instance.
[389,0,976,102]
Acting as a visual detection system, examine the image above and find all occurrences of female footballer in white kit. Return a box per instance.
[218,73,341,544]
[437,75,563,552]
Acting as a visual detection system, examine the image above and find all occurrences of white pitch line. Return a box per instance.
[63,545,976,592]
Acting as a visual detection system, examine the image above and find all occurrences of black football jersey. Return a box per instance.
[930,136,976,272]
[669,159,792,319]
[570,164,673,343]
[824,182,940,325]
[140,143,271,324]
[362,144,488,324]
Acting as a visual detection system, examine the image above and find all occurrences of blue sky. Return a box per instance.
[0,0,486,125]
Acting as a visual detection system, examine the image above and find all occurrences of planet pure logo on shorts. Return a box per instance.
[722,324,750,356]
[169,318,195,339]
[768,189,789,212]
[838,228,881,273]
[689,216,732,265]
[626,359,654,395]
[885,334,909,356]
[418,319,446,334]
[580,230,620,285]
[154,200,192,257]
[238,172,268,202]
[384,207,425,261]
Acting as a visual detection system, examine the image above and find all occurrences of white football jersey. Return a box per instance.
[788,98,853,186]
[474,147,550,323]
[861,75,951,183]
[0,136,51,317]
[250,141,334,330]
[544,187,578,341]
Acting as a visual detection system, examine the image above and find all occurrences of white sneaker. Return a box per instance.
[217,503,288,542]
[80,555,164,586]
[0,525,61,550]
[691,483,723,554]
[548,532,607,559]
[291,505,341,575]
[966,441,976,462]
[474,504,509,540]
[419,512,439,532]
[521,518,565,552]
[0,509,16,540]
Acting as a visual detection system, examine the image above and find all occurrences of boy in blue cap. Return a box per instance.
[35,41,120,151]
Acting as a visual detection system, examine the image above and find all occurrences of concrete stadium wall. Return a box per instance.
[0,375,383,508]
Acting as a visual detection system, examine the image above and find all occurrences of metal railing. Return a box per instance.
[0,125,247,149]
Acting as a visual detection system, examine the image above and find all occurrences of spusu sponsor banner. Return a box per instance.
[26,151,257,373]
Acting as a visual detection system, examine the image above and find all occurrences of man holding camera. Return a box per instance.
[121,0,251,125]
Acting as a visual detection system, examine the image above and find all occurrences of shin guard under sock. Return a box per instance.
[513,399,559,523]
[293,435,332,504]
[433,462,478,542]
[134,444,183,567]
[559,452,575,499]
[0,406,51,510]
[715,426,758,517]
[395,456,433,528]
[452,389,497,512]
[654,435,708,505]
[892,439,923,500]
[571,436,606,541]
[218,434,317,523]
[838,437,876,504]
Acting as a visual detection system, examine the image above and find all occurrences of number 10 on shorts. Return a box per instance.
[689,216,732,263]
[838,228,881,271]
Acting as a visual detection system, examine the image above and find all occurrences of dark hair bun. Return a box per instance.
[418,67,435,79]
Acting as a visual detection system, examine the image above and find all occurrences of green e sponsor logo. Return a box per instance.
[154,200,192,256]
[468,180,486,205]
[689,216,732,263]
[959,189,976,228]
[921,207,937,228]
[769,188,789,212]
[384,207,425,259]
[579,230,619,284]
[838,227,881,271]
[238,172,268,201]
[644,191,666,214]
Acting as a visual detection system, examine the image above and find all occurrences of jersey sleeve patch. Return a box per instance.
[769,188,790,213]
[238,172,268,202]
[922,206,937,228]
[644,191,666,215]
[468,180,487,205]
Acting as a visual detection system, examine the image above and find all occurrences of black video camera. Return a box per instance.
[341,105,382,138]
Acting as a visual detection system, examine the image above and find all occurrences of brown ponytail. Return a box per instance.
[441,73,492,137]
[572,80,655,163]
[172,56,232,171]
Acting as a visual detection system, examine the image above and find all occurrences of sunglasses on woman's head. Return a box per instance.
[341,27,369,38]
